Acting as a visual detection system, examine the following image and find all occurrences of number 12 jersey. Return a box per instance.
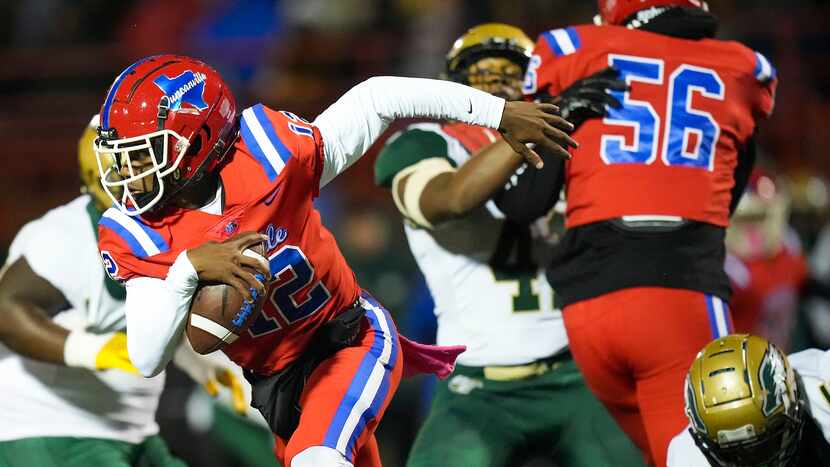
[98,105,360,375]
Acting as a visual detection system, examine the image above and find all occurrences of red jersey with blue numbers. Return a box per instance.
[525,24,777,228]
[97,104,360,375]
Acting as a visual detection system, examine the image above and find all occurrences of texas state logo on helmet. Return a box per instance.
[596,0,709,25]
[93,55,238,216]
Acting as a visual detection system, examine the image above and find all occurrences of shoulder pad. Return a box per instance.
[540,27,582,57]
[375,127,451,188]
[98,208,170,259]
[752,51,777,84]
[240,104,296,182]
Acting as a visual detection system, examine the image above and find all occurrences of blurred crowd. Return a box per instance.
[1,1,829,466]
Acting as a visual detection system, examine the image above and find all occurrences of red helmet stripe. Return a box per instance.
[101,56,155,129]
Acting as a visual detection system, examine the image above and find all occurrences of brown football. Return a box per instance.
[186,243,269,354]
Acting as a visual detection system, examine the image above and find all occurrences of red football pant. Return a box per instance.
[563,287,733,467]
[275,294,403,467]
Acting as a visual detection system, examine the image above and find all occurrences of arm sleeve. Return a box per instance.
[493,152,565,224]
[8,213,87,311]
[124,251,198,377]
[313,76,504,187]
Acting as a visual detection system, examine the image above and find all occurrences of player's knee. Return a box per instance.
[290,446,353,467]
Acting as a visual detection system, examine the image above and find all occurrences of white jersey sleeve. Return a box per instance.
[5,198,94,312]
[124,251,199,377]
[313,76,505,187]
[789,348,830,442]
[667,427,711,466]
[0,195,165,443]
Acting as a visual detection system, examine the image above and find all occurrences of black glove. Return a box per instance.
[539,67,628,130]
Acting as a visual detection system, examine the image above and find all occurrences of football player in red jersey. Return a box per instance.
[91,55,577,467]
[726,170,808,353]
[494,1,778,465]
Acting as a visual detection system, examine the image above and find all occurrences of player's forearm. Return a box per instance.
[431,140,524,220]
[125,252,198,377]
[0,299,68,363]
[314,76,506,186]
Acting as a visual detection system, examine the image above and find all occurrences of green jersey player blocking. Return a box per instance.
[0,117,251,467]
[374,23,643,467]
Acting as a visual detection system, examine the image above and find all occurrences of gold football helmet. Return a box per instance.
[445,23,534,100]
[685,334,806,466]
[79,115,117,213]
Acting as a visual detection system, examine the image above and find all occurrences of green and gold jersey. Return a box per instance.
[376,122,568,366]
[0,195,163,443]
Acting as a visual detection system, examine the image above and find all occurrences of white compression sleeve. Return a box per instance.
[124,251,198,377]
[313,76,505,187]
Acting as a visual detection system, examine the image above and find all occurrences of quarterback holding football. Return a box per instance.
[92,54,577,466]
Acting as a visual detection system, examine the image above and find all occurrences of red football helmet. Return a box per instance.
[94,55,238,216]
[596,0,709,26]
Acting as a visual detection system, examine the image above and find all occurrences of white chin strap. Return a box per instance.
[93,129,190,216]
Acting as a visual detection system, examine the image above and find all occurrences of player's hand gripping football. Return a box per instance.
[63,330,140,374]
[186,231,271,302]
[498,101,578,168]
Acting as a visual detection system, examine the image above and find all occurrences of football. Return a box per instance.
[186,243,270,354]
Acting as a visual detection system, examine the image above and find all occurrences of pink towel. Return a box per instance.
[398,335,466,379]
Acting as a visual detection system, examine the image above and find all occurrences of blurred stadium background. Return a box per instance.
[0,1,829,466]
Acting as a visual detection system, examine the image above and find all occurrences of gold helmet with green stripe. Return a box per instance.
[684,334,806,466]
[445,23,534,101]
[79,114,117,213]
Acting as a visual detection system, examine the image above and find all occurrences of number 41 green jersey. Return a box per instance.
[376,122,567,366]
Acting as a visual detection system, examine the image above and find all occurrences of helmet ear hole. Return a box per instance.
[186,133,203,159]
[150,135,166,165]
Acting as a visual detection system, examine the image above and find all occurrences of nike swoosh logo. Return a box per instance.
[263,186,281,206]
[467,99,473,113]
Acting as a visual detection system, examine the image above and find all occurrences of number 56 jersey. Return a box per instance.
[525,24,777,228]
[98,105,360,375]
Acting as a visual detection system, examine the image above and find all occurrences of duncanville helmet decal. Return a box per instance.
[153,70,209,111]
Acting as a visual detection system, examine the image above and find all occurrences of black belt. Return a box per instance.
[244,299,364,439]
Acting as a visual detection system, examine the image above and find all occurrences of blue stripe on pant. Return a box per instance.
[705,294,733,338]
[322,292,399,461]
